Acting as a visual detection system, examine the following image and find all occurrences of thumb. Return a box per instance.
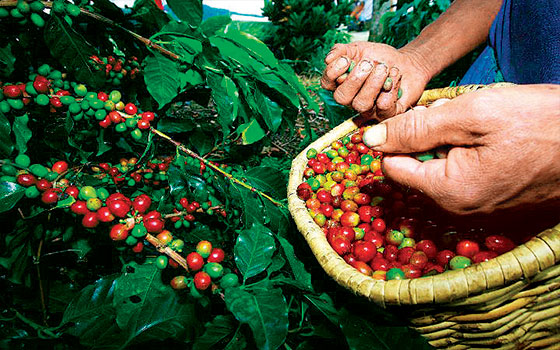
[363,103,478,153]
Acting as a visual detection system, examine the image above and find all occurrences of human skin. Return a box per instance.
[321,0,503,120]
[362,85,560,214]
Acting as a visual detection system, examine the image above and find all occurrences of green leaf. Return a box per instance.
[167,0,202,26]
[338,308,433,350]
[96,129,111,156]
[234,224,276,280]
[228,185,265,227]
[244,166,286,199]
[180,69,204,88]
[143,53,181,108]
[62,265,199,349]
[61,275,119,337]
[0,111,13,157]
[12,114,32,154]
[71,238,91,260]
[44,16,104,88]
[225,287,288,350]
[201,16,232,36]
[218,29,278,68]
[276,235,312,290]
[207,72,239,136]
[156,118,195,133]
[113,263,199,344]
[317,89,355,126]
[0,43,15,77]
[304,293,339,325]
[189,130,216,155]
[236,119,266,145]
[254,91,283,132]
[0,182,25,213]
[193,315,237,350]
[53,196,76,209]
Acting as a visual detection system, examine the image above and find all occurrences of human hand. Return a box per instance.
[362,85,560,214]
[320,42,431,120]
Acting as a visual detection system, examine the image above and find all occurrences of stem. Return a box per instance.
[150,128,286,208]
[0,1,180,60]
[35,240,49,327]
[145,233,189,271]
[12,310,59,338]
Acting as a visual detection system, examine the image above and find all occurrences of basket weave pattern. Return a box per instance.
[287,84,560,349]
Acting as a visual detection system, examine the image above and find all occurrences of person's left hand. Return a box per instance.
[362,84,560,214]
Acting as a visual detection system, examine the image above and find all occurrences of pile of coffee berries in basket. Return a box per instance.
[296,127,519,281]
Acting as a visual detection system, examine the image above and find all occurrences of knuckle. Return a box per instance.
[333,88,352,106]
[352,97,373,112]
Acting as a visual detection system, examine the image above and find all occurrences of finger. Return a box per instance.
[375,67,401,120]
[362,103,482,152]
[382,155,447,201]
[333,59,374,106]
[321,56,350,91]
[351,63,388,113]
[336,60,356,84]
[325,43,347,65]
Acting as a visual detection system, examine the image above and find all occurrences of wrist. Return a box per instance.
[398,45,435,87]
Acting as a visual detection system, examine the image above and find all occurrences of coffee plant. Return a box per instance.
[0,0,433,349]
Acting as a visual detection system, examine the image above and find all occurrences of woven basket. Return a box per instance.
[287,84,560,349]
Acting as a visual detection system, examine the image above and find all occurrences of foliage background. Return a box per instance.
[0,0,484,348]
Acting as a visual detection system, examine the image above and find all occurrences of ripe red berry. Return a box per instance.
[17,174,37,187]
[194,271,212,290]
[207,248,225,263]
[484,235,516,254]
[137,119,150,129]
[415,240,438,259]
[41,189,59,204]
[144,218,164,233]
[331,236,351,255]
[65,185,80,199]
[51,160,68,174]
[71,201,89,215]
[436,250,455,267]
[34,179,51,192]
[141,111,155,121]
[456,240,480,258]
[132,194,151,213]
[82,211,99,228]
[97,207,115,222]
[186,252,204,271]
[107,199,130,218]
[124,103,137,115]
[110,223,129,241]
[472,250,499,264]
[3,85,22,98]
[352,241,377,263]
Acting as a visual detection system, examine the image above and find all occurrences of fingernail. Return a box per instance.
[375,63,387,75]
[383,77,393,91]
[335,57,348,69]
[363,123,387,148]
[357,60,373,74]
[326,52,335,62]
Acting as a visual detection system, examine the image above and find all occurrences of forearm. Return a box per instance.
[400,0,503,81]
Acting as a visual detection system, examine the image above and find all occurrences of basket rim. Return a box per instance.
[287,84,560,307]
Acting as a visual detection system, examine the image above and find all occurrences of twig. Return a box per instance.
[0,1,180,60]
[35,240,49,327]
[150,128,286,208]
[12,310,59,338]
[145,233,189,271]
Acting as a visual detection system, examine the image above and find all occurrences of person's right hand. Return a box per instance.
[320,42,431,120]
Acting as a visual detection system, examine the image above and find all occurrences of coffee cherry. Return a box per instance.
[71,201,89,215]
[97,207,115,222]
[17,173,37,187]
[472,251,498,264]
[186,252,204,271]
[193,271,211,290]
[156,230,173,244]
[449,256,472,270]
[124,103,137,115]
[107,199,130,218]
[82,211,99,228]
[352,241,377,263]
[436,250,455,267]
[386,268,406,280]
[484,235,515,254]
[196,240,212,258]
[41,189,59,204]
[456,240,480,258]
[170,276,188,290]
[110,223,128,241]
[207,248,225,263]
[132,194,151,213]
